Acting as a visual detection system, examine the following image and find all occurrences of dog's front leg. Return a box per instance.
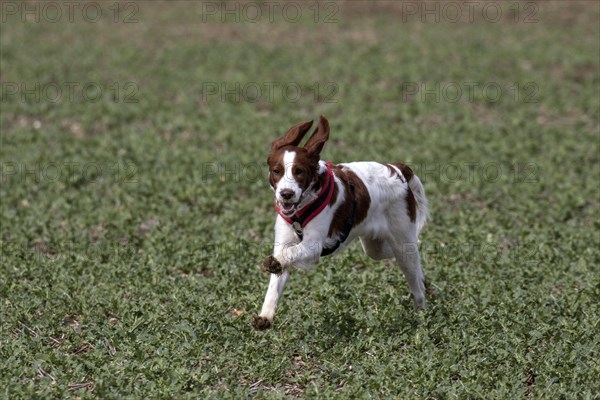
[253,241,321,330]
[253,222,323,330]
[253,219,298,330]
[253,270,290,330]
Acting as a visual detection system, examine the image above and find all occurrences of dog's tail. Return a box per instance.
[408,173,428,234]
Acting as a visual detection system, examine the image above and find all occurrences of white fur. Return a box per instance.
[274,151,302,204]
[258,160,429,326]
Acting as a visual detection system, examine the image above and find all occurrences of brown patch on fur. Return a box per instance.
[267,149,284,188]
[267,146,321,193]
[271,120,313,151]
[384,163,405,182]
[387,162,417,223]
[292,148,322,192]
[385,162,414,183]
[252,315,272,330]
[327,165,371,239]
[406,187,417,223]
[262,255,283,275]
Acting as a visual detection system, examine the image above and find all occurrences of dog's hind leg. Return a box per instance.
[253,270,290,330]
[390,230,426,310]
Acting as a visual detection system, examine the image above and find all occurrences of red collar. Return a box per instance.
[275,162,335,229]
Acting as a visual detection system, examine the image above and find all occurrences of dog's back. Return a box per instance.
[339,161,428,240]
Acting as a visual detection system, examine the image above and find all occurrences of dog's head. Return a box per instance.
[267,115,330,216]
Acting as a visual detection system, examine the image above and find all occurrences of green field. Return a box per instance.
[1,1,599,398]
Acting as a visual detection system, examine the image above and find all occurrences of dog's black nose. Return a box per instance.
[280,189,294,200]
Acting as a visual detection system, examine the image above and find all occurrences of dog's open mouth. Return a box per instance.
[278,200,300,216]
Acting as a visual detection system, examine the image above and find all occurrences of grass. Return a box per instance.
[1,1,599,398]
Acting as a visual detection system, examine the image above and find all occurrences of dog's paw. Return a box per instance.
[252,315,272,330]
[262,255,283,275]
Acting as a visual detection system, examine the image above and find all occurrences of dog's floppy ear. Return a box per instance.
[271,120,314,151]
[304,115,329,157]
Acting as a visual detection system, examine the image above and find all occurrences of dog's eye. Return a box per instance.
[272,168,281,175]
[295,168,304,175]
